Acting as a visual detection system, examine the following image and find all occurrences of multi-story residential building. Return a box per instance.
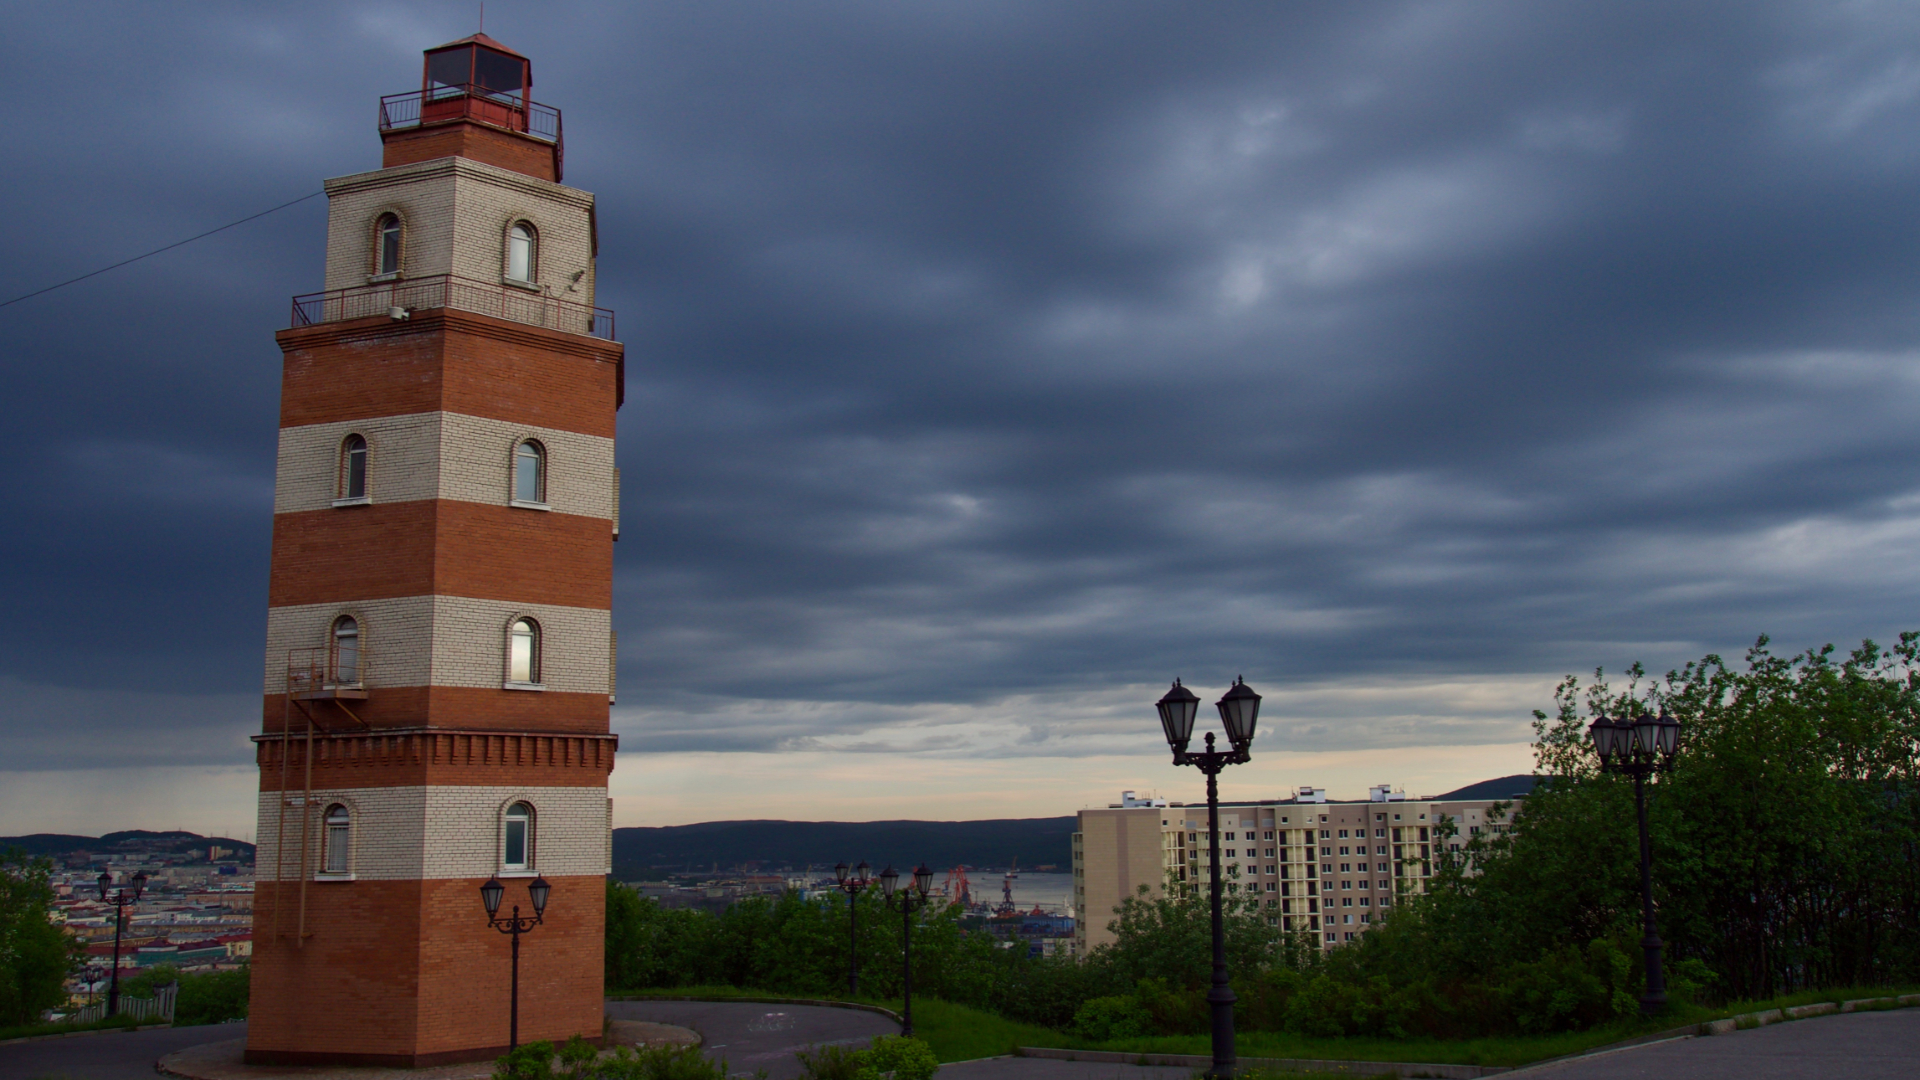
[1070,781,1524,955]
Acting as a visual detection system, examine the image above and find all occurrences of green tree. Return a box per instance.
[0,849,82,1025]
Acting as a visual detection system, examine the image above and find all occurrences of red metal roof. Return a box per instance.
[428,32,527,58]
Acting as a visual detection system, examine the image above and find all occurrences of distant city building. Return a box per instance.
[1070,781,1525,955]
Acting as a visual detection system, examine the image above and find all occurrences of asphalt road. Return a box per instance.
[4,1003,1915,1080]
[1505,1007,1920,1079]
[0,1022,248,1080]
[603,1000,899,1080]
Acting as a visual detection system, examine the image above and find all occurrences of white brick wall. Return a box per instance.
[265,596,611,695]
[256,784,610,881]
[275,411,614,518]
[322,157,596,306]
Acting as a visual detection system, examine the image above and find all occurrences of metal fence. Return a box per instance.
[290,274,614,340]
[67,981,177,1025]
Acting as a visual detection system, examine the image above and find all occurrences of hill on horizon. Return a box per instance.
[1430,774,1540,801]
[611,817,1077,879]
[0,830,256,859]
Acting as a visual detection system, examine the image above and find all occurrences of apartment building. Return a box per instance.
[1070,783,1518,955]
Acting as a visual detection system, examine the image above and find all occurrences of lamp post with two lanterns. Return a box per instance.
[1155,676,1262,1080]
[480,875,551,1051]
[96,869,146,1018]
[1587,711,1682,1016]
[878,864,934,1036]
[832,861,874,997]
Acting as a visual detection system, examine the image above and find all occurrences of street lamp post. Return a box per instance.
[96,869,147,1017]
[1157,677,1261,1080]
[1588,712,1682,1016]
[879,864,934,1036]
[832,861,873,997]
[480,875,551,1051]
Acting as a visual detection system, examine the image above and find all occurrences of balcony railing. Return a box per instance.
[290,274,615,340]
[379,85,563,178]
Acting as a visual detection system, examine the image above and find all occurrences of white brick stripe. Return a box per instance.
[264,596,610,696]
[274,411,613,519]
[323,157,597,307]
[255,784,610,881]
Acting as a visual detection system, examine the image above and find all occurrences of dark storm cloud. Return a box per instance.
[6,2,1920,773]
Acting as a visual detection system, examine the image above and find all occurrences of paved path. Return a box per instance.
[1507,1007,1920,1079]
[604,1000,898,1080]
[0,1022,248,1080]
[5,1003,1916,1080]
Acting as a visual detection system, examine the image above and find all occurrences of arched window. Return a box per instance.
[504,802,534,870]
[513,440,545,504]
[508,618,540,684]
[323,804,351,874]
[376,214,402,276]
[340,434,368,500]
[507,222,535,283]
[332,616,360,686]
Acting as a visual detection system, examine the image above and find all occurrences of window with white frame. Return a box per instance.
[513,440,545,505]
[323,804,350,874]
[507,222,535,283]
[376,214,402,277]
[508,618,540,685]
[332,616,361,686]
[340,434,368,500]
[504,802,534,870]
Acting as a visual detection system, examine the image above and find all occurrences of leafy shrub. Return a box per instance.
[796,1043,865,1080]
[1070,994,1152,1041]
[496,1037,739,1080]
[858,1035,938,1080]
[797,1036,936,1080]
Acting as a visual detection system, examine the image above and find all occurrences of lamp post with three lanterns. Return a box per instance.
[879,864,934,1036]
[97,869,146,1017]
[1156,676,1262,1080]
[480,874,552,1051]
[1588,711,1682,1015]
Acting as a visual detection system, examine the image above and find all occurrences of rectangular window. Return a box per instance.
[1225,832,1235,840]
[505,816,528,868]
[324,822,348,874]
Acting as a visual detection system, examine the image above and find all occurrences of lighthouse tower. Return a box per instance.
[247,36,621,1067]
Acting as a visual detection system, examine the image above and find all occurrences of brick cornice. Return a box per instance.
[275,307,624,365]
[255,728,618,787]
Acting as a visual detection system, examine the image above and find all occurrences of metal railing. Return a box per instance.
[286,644,369,701]
[379,85,563,178]
[290,274,615,340]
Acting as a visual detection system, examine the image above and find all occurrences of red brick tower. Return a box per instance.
[247,36,621,1067]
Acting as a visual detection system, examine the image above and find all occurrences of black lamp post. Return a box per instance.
[1158,677,1261,1080]
[480,875,551,1051]
[879,864,934,1036]
[832,860,873,997]
[1588,711,1682,1015]
[96,869,147,1017]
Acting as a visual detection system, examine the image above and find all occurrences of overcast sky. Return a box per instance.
[5,1,1920,839]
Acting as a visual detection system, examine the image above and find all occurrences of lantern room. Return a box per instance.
[378,34,564,182]
[423,35,529,128]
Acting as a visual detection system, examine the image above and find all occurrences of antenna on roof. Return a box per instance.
[479,2,485,33]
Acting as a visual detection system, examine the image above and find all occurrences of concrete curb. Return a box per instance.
[1015,1047,1503,1078]
[0,1021,172,1046]
[608,995,905,1029]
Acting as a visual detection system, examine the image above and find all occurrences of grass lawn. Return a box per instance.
[609,983,1920,1070]
[0,1013,144,1043]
